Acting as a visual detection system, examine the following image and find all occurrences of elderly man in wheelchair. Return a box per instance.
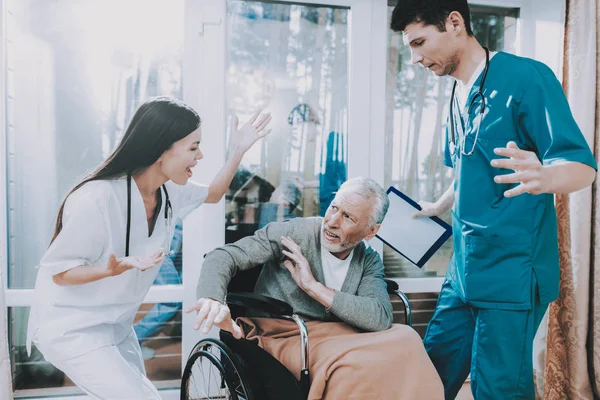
[184,177,443,400]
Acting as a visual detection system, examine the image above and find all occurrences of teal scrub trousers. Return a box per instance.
[424,279,548,400]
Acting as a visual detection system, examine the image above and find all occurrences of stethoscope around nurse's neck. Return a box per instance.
[125,172,172,257]
[449,46,490,156]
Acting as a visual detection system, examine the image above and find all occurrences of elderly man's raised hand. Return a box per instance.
[281,236,317,291]
[185,298,243,339]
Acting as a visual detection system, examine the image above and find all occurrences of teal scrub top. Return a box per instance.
[444,52,598,310]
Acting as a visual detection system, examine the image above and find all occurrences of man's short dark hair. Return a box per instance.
[390,0,474,36]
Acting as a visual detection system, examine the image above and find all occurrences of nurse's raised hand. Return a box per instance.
[491,141,551,197]
[228,110,273,155]
[106,249,165,276]
[185,298,243,339]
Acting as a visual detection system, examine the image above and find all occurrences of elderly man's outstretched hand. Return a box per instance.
[185,298,243,339]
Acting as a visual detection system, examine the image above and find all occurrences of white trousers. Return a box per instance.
[37,331,161,400]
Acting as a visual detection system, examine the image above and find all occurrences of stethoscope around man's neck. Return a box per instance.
[125,172,172,257]
[448,46,490,156]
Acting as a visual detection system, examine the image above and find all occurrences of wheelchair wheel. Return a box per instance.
[181,338,254,400]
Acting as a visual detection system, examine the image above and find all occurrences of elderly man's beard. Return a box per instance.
[321,225,362,255]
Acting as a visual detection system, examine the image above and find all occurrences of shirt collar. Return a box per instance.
[458,55,487,93]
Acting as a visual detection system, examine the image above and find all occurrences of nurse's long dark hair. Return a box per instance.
[50,97,201,245]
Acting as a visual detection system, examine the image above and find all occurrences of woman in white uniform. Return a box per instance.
[26,97,271,399]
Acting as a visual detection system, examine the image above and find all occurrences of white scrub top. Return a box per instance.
[27,176,208,361]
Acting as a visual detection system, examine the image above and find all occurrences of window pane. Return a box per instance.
[10,305,181,395]
[5,0,184,289]
[133,302,183,385]
[383,7,518,278]
[224,1,349,243]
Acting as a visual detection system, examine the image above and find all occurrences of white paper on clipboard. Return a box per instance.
[375,188,451,267]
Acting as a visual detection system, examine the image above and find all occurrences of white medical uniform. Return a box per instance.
[26,176,208,399]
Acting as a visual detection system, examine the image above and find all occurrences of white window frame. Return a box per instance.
[0,0,7,305]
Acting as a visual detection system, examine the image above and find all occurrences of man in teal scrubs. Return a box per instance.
[391,1,597,398]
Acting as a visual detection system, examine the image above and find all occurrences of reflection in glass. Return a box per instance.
[5,0,184,291]
[383,6,518,277]
[10,305,181,395]
[224,1,350,243]
[5,0,185,394]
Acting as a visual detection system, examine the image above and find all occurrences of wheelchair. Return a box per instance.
[181,266,412,400]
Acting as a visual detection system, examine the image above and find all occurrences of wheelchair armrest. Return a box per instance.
[226,292,294,316]
[384,278,413,327]
[384,278,399,294]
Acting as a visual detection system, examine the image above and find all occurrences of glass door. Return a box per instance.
[182,0,377,364]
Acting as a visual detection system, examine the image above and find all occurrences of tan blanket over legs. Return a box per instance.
[237,318,443,400]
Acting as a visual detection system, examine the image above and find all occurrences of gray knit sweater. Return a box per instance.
[196,217,393,332]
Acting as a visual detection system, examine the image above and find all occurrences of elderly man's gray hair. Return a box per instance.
[338,177,389,225]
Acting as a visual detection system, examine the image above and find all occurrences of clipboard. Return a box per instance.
[375,187,452,268]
